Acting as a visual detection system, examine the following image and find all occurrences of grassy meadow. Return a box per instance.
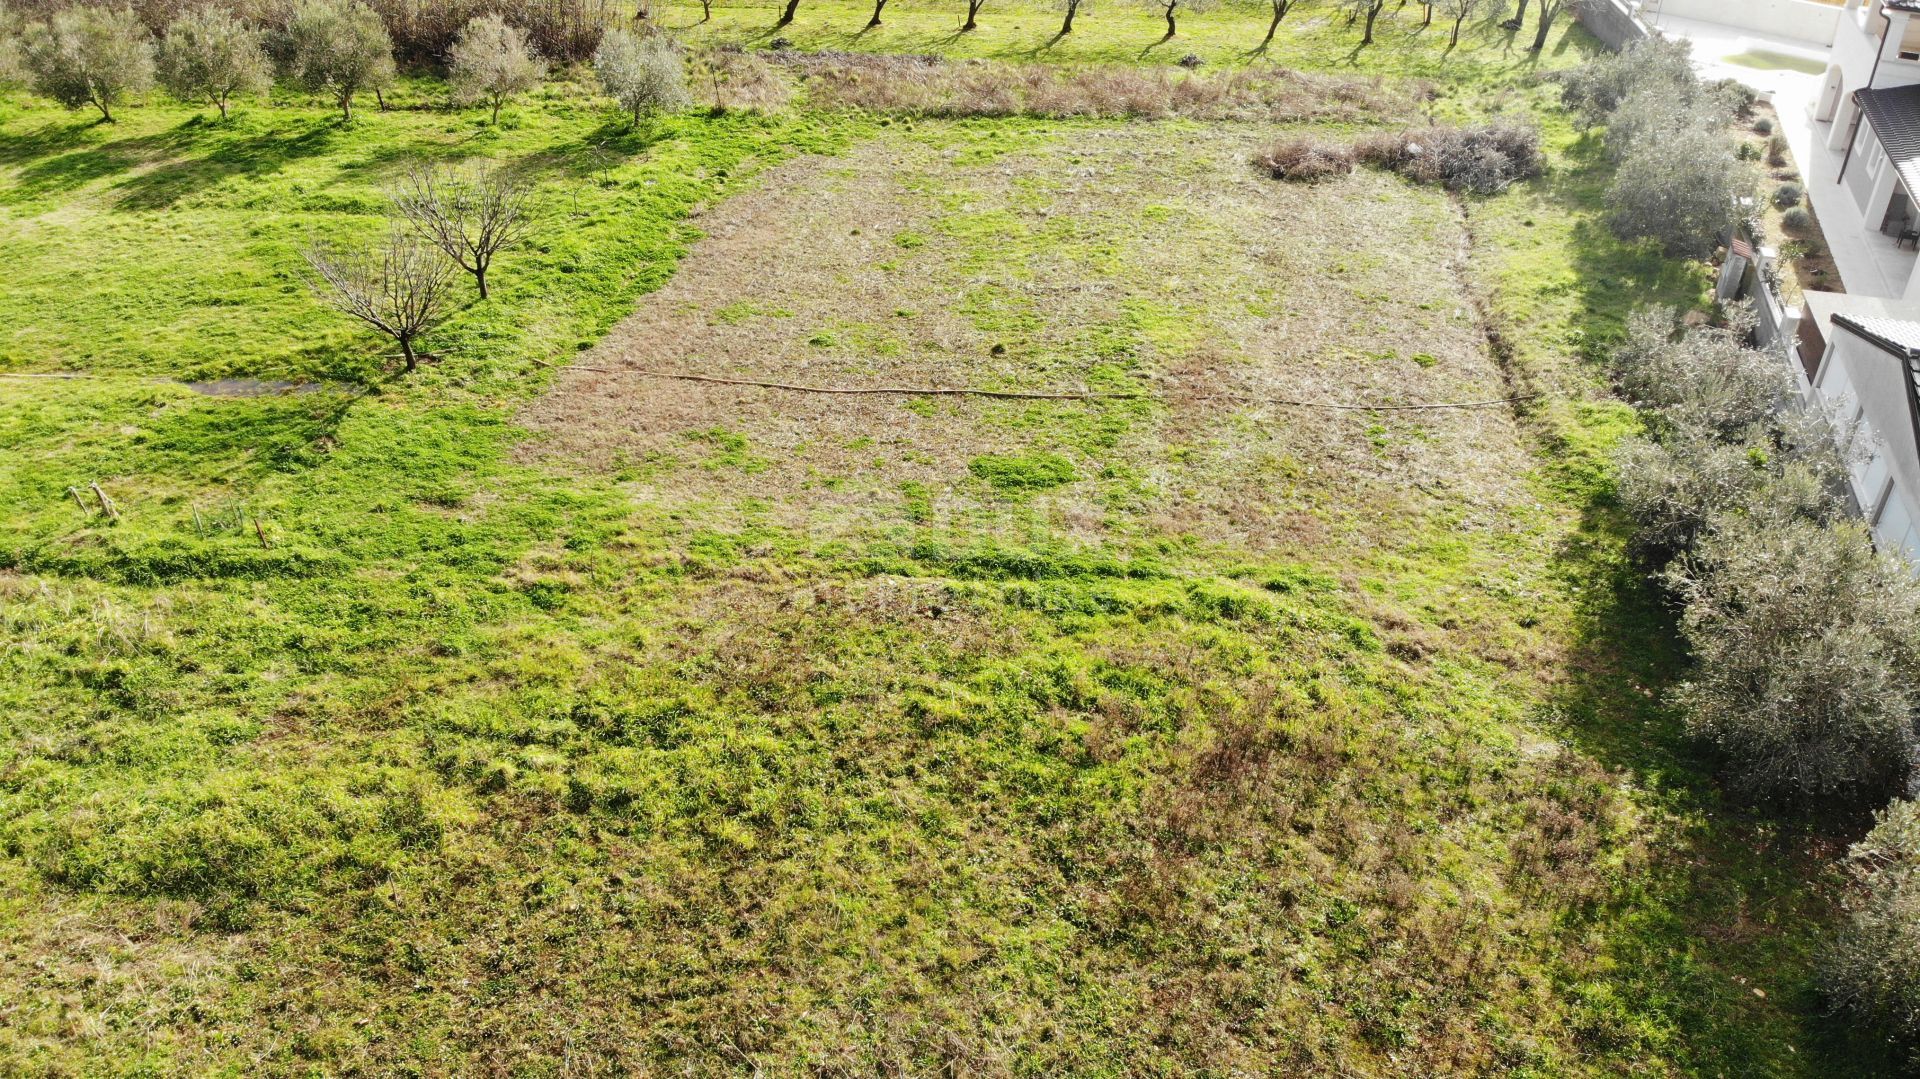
[0,1,1901,1073]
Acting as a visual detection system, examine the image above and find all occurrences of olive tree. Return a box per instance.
[19,5,154,123]
[1559,35,1699,129]
[593,28,687,128]
[1607,120,1750,258]
[1669,510,1920,808]
[303,229,458,373]
[0,1,23,88]
[285,0,395,122]
[157,5,271,120]
[448,14,545,124]
[390,162,532,300]
[1824,799,1920,1054]
[1611,306,1791,441]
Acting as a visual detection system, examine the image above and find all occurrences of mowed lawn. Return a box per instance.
[0,3,1899,1074]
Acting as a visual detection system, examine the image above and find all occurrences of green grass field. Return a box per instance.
[0,2,1901,1073]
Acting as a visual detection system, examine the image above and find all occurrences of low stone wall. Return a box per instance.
[1576,0,1649,51]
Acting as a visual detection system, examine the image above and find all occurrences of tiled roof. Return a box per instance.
[1833,312,1920,360]
[1890,0,1920,13]
[1856,84,1920,204]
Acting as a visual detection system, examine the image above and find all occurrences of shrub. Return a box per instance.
[1255,137,1355,182]
[1736,140,1762,161]
[1670,510,1920,808]
[1768,133,1789,166]
[1824,799,1920,1055]
[1783,206,1813,229]
[448,13,545,123]
[18,4,154,123]
[1774,181,1803,208]
[285,0,395,121]
[593,27,688,127]
[157,4,270,120]
[1353,123,1544,194]
[1754,116,1774,135]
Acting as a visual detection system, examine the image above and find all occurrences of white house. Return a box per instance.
[1802,302,1920,564]
[1820,0,1920,301]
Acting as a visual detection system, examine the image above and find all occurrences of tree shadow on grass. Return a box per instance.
[0,115,105,166]
[1,128,190,206]
[112,120,345,212]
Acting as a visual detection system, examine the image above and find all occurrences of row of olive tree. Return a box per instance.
[0,1,646,124]
[1561,35,1755,257]
[1607,308,1920,1058]
[1609,307,1918,809]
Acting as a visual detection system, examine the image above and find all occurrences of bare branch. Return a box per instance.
[389,162,533,301]
[302,228,458,373]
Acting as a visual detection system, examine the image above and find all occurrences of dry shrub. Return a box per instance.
[693,46,790,114]
[1255,137,1355,183]
[1354,123,1544,194]
[778,53,1418,123]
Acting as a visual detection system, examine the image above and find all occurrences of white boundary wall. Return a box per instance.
[1648,0,1841,46]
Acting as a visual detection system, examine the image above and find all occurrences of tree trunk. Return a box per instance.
[867,0,886,26]
[1451,12,1465,44]
[476,264,489,300]
[1510,0,1529,25]
[1362,2,1379,43]
[94,96,113,122]
[1531,2,1554,48]
[492,96,502,124]
[1263,3,1284,44]
[1162,1,1177,39]
[217,95,229,120]
[963,0,982,31]
[1059,2,1075,34]
[399,337,417,372]
[375,88,388,111]
[341,91,353,122]
[702,0,712,21]
[776,0,800,26]
[1422,3,1432,26]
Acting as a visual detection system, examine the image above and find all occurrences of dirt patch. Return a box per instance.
[522,121,1532,560]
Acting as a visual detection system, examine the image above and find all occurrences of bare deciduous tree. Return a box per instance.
[157,4,271,120]
[593,27,687,128]
[286,0,396,122]
[1437,0,1482,47]
[1056,0,1090,36]
[390,163,532,301]
[1148,0,1215,39]
[1530,0,1577,50]
[19,5,154,123]
[1343,0,1388,44]
[448,13,545,123]
[304,229,458,373]
[1260,0,1300,47]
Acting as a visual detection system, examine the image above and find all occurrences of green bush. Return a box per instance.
[1824,799,1920,1059]
[1774,181,1803,208]
[1783,206,1813,229]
